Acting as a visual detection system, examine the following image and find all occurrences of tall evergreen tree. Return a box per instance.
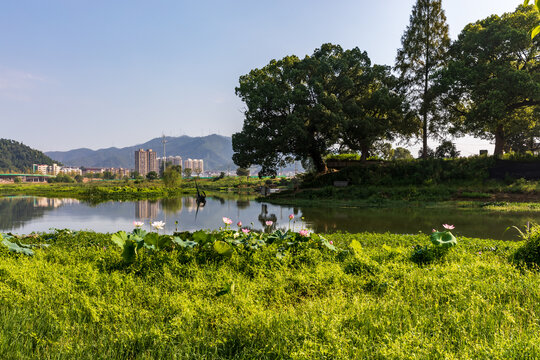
[395,0,450,159]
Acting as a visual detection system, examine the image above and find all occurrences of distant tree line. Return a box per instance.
[232,2,539,175]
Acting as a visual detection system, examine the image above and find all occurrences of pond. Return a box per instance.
[1,195,539,240]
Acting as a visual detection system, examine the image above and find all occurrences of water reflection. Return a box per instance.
[0,195,539,240]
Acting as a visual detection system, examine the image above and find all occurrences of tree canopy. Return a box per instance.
[438,5,540,156]
[233,44,413,174]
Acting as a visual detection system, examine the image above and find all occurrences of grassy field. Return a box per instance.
[1,229,540,359]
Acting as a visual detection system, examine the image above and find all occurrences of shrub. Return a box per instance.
[511,223,540,269]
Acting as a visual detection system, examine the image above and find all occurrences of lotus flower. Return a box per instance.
[133,221,144,228]
[242,228,250,234]
[151,221,165,230]
[432,229,437,233]
[443,224,455,230]
[237,221,242,227]
[222,217,233,225]
[265,220,273,226]
[289,214,294,220]
[299,229,309,237]
[329,240,333,245]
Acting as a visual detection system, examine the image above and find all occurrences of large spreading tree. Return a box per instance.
[438,5,540,156]
[395,0,450,159]
[233,44,412,174]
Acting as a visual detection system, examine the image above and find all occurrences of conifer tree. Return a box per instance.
[395,0,450,158]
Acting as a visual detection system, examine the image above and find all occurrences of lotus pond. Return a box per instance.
[2,195,540,240]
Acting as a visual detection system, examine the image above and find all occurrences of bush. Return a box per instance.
[304,157,496,188]
[511,224,540,269]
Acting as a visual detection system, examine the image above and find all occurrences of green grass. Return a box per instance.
[1,230,540,359]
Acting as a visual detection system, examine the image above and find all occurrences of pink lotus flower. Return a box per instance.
[237,221,242,227]
[289,214,294,220]
[432,229,437,233]
[265,221,273,226]
[299,229,309,237]
[443,224,455,230]
[133,221,144,228]
[222,217,233,225]
[329,240,333,245]
[242,228,250,234]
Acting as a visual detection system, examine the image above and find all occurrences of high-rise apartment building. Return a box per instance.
[135,149,158,176]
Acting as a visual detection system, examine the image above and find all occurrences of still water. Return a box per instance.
[1,195,539,240]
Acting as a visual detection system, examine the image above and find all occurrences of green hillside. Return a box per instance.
[0,139,58,173]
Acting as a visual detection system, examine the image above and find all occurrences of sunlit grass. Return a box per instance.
[0,230,539,359]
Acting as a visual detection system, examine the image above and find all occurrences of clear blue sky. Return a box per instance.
[0,0,519,154]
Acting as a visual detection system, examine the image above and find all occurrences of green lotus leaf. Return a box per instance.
[214,241,233,256]
[430,231,457,247]
[2,239,34,256]
[111,231,128,248]
[143,233,160,248]
[121,240,137,263]
[172,237,198,248]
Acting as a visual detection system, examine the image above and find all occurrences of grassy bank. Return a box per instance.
[0,177,278,202]
[267,179,540,210]
[1,229,540,359]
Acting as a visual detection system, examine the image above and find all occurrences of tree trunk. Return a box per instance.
[494,126,505,157]
[311,149,327,173]
[360,143,369,162]
[422,112,428,159]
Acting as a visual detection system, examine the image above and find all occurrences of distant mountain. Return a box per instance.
[0,139,59,173]
[46,135,235,171]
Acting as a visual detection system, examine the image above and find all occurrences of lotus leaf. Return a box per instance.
[214,241,233,256]
[111,231,128,248]
[2,239,34,256]
[172,237,198,248]
[430,231,457,247]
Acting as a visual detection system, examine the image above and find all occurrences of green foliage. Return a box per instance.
[303,157,495,188]
[0,230,537,358]
[146,171,158,181]
[0,138,59,173]
[435,140,460,159]
[162,165,182,188]
[111,227,339,264]
[439,5,540,156]
[511,222,540,267]
[233,43,411,174]
[524,0,540,37]
[0,233,49,256]
[325,153,362,161]
[393,147,414,160]
[430,231,457,247]
[47,174,75,183]
[235,167,250,177]
[396,0,450,158]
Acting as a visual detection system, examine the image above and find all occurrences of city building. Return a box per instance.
[135,149,158,176]
[59,167,82,176]
[33,163,61,175]
[33,164,49,175]
[158,155,183,171]
[82,168,105,175]
[183,158,193,171]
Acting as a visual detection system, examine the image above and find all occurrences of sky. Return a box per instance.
[0,0,521,155]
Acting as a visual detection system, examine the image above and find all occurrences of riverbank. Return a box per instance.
[266,180,540,211]
[1,229,540,358]
[0,177,280,202]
